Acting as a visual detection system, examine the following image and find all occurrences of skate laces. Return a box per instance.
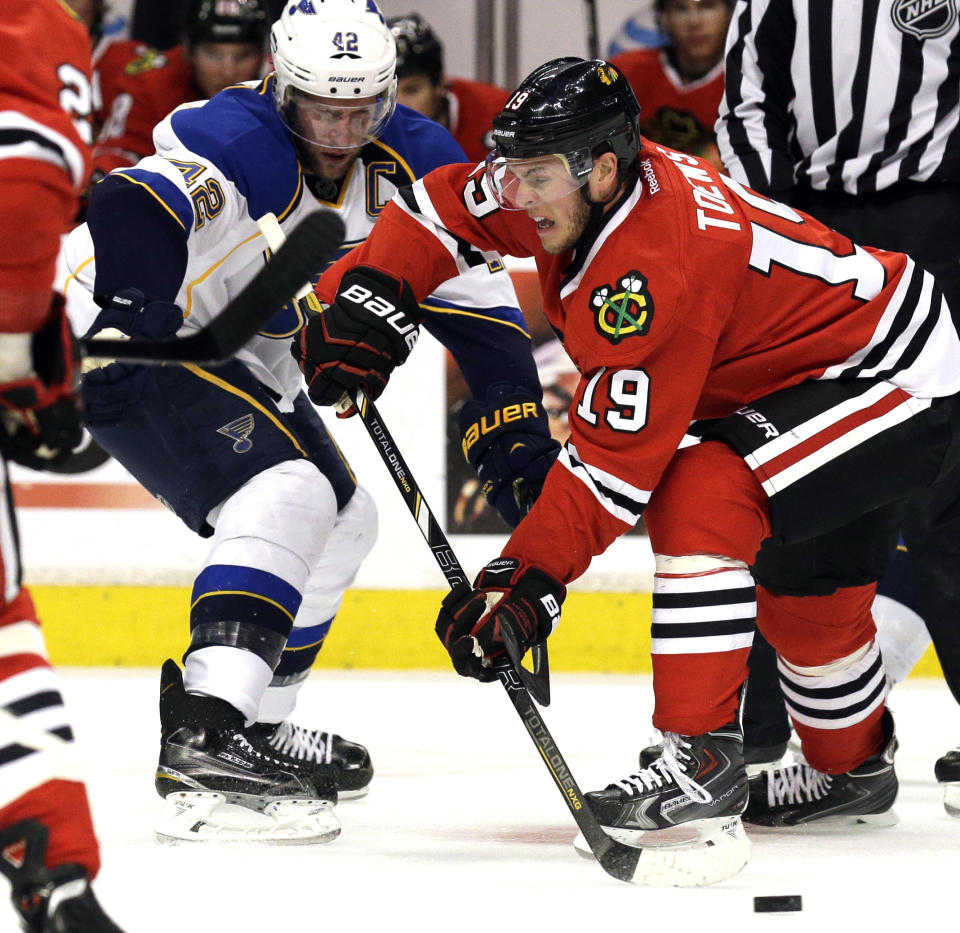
[618,732,713,804]
[267,721,333,764]
[231,732,293,768]
[767,763,833,807]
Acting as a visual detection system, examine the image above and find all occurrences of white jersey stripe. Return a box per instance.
[652,632,755,655]
[559,443,650,525]
[654,600,757,624]
[747,381,906,468]
[751,394,931,495]
[0,110,86,187]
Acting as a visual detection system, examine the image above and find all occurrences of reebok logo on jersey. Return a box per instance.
[892,0,957,39]
[217,414,255,453]
[590,272,654,344]
[640,159,660,195]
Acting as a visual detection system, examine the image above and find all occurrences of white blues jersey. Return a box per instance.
[61,75,525,409]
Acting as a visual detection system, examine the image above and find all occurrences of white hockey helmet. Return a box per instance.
[271,0,398,151]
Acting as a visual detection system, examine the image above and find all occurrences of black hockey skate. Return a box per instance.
[744,709,898,827]
[0,820,124,932]
[640,734,787,776]
[934,745,960,817]
[576,722,750,886]
[245,721,373,799]
[155,659,337,808]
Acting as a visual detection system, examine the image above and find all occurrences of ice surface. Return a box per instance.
[34,670,960,931]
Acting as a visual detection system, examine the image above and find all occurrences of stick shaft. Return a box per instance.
[349,386,638,882]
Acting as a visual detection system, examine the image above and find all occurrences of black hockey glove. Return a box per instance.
[81,288,183,423]
[459,383,561,527]
[292,266,423,411]
[435,557,565,681]
[85,287,184,342]
[0,294,84,471]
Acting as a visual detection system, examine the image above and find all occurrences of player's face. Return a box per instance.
[661,0,732,78]
[290,95,380,179]
[505,157,592,253]
[190,41,265,99]
[396,74,445,123]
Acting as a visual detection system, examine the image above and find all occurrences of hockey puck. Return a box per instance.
[753,895,802,913]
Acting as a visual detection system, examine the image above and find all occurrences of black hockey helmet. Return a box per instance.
[487,58,642,209]
[387,13,444,84]
[183,0,270,46]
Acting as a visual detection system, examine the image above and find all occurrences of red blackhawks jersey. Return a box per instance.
[93,43,194,176]
[0,0,92,330]
[91,37,149,131]
[610,48,724,156]
[316,145,960,584]
[446,77,509,163]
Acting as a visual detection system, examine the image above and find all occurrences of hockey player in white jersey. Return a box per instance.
[60,0,554,840]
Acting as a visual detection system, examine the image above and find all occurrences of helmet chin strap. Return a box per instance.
[576,173,623,243]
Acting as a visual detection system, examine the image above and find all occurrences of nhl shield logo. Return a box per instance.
[891,0,957,39]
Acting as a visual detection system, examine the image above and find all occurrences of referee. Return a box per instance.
[716,0,960,812]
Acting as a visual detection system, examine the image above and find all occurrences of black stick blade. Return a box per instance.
[80,210,345,365]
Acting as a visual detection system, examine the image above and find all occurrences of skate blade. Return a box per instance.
[745,808,899,831]
[154,792,340,845]
[943,783,960,819]
[573,816,750,887]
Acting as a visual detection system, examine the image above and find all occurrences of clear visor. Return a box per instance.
[278,85,394,151]
[484,149,594,210]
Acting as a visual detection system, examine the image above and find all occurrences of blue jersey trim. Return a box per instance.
[169,81,302,222]
[117,168,195,232]
[421,295,528,332]
[192,564,303,619]
[285,619,334,649]
[378,104,468,176]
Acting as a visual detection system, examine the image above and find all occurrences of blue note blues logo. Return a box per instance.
[218,415,255,453]
[891,0,957,38]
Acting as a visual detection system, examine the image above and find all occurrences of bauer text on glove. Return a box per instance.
[292,266,423,409]
[459,383,561,527]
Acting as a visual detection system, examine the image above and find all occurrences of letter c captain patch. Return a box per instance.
[591,271,654,343]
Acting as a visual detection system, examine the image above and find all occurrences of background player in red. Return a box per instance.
[611,0,732,168]
[294,57,960,885]
[94,0,270,177]
[0,1,125,928]
[387,12,509,164]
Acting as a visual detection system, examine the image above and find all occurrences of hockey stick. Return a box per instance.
[347,386,551,705]
[78,210,345,366]
[347,385,646,885]
[584,0,599,59]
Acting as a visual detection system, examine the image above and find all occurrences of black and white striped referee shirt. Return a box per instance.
[716,0,960,197]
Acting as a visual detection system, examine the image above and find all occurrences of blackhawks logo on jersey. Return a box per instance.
[591,271,654,344]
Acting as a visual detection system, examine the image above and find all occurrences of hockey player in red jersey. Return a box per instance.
[94,0,270,177]
[387,13,509,163]
[0,1,125,928]
[611,0,732,168]
[295,58,960,885]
